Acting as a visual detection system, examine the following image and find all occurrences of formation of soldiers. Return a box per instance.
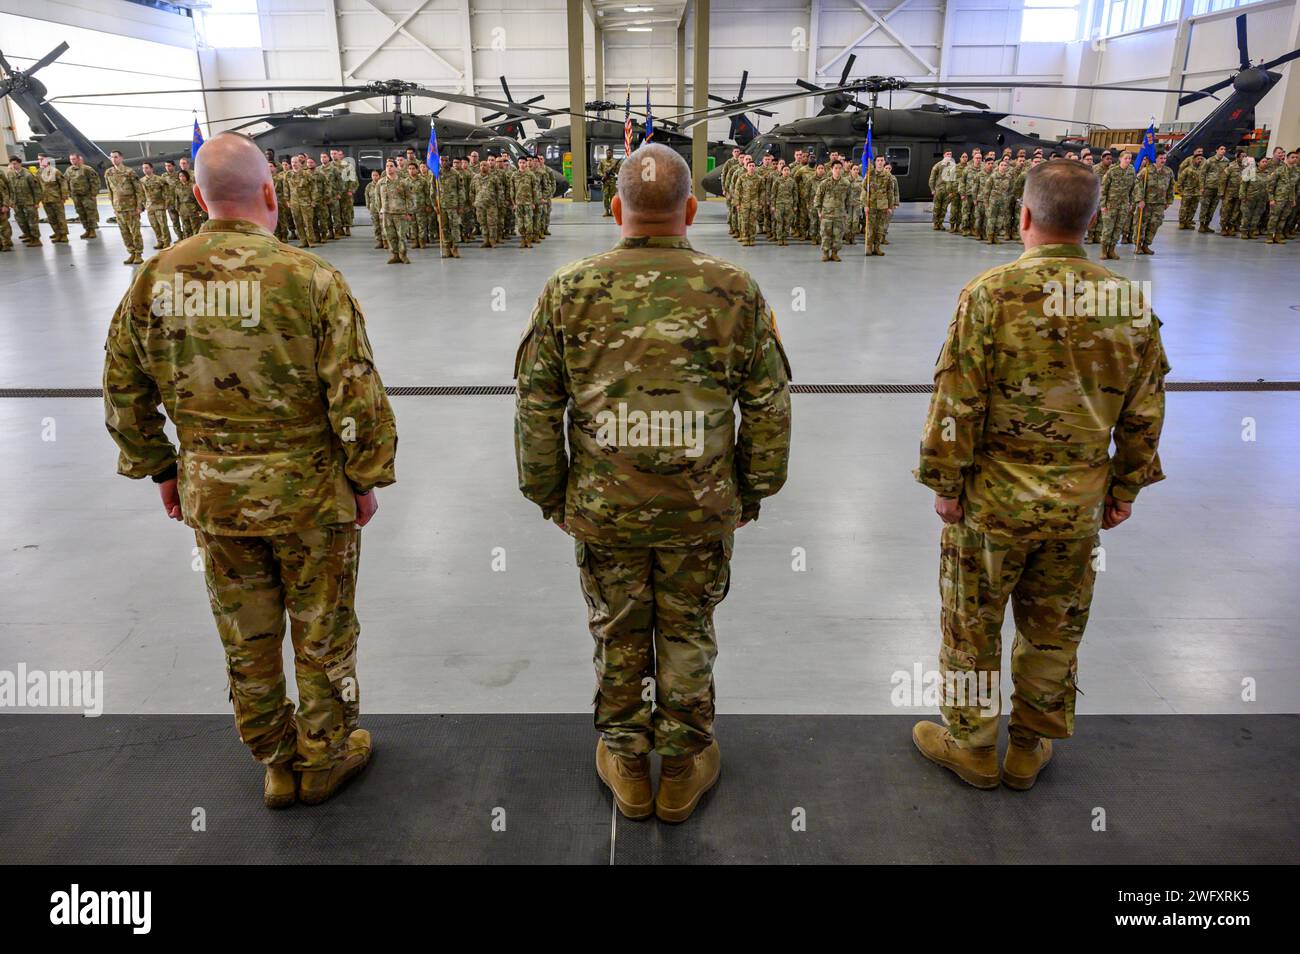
[718,147,899,259]
[270,148,358,251]
[930,143,1298,255]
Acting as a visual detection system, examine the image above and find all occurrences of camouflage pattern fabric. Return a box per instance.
[1240,167,1270,237]
[38,165,69,239]
[1266,162,1298,238]
[771,174,797,244]
[378,176,414,256]
[515,234,792,547]
[1198,155,1228,229]
[938,523,1096,748]
[474,167,500,246]
[102,217,398,536]
[862,169,894,253]
[1219,160,1245,233]
[5,166,43,241]
[1132,164,1174,246]
[105,165,145,254]
[140,174,172,247]
[816,175,852,256]
[1099,164,1135,250]
[0,174,12,248]
[66,164,101,233]
[578,535,732,757]
[915,243,1169,537]
[197,524,361,769]
[1176,160,1202,228]
[735,171,761,244]
[597,158,620,214]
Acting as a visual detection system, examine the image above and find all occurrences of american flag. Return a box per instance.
[623,87,633,155]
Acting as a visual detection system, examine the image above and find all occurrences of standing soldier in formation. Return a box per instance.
[1238,156,1270,239]
[406,162,431,249]
[796,154,817,241]
[930,150,956,230]
[1131,151,1175,255]
[287,154,318,248]
[1218,151,1246,235]
[364,169,384,249]
[272,160,291,241]
[174,169,203,237]
[514,143,791,824]
[475,161,500,247]
[1086,151,1112,244]
[0,171,12,251]
[36,154,70,244]
[139,162,173,250]
[1008,156,1029,240]
[66,152,101,240]
[103,132,397,809]
[1098,150,1135,259]
[598,147,620,216]
[104,150,145,264]
[162,161,184,239]
[1264,150,1298,244]
[333,149,357,236]
[986,159,1014,245]
[1198,144,1229,232]
[5,156,43,246]
[734,160,760,246]
[815,160,851,261]
[956,150,977,235]
[770,164,797,245]
[972,159,994,240]
[379,161,413,264]
[720,147,742,237]
[912,159,1167,791]
[1176,150,1203,229]
[513,156,537,248]
[863,155,893,256]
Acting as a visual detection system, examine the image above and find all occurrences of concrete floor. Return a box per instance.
[1,198,1297,719]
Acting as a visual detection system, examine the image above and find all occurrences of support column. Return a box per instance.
[691,0,710,198]
[676,18,687,114]
[567,0,588,201]
[1265,0,1300,149]
[595,27,605,100]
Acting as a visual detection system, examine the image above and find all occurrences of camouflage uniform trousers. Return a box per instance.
[436,205,456,254]
[1005,200,1021,239]
[12,202,40,241]
[383,212,411,256]
[167,205,183,240]
[973,201,988,240]
[602,182,616,215]
[1219,192,1242,234]
[43,197,69,239]
[1240,195,1267,237]
[414,205,432,246]
[114,205,143,254]
[958,194,974,233]
[938,523,1096,749]
[865,209,887,253]
[147,208,171,247]
[1197,186,1221,230]
[1266,197,1296,239]
[337,194,353,232]
[771,204,793,243]
[290,202,318,245]
[737,201,759,244]
[181,208,203,237]
[475,201,499,246]
[0,207,11,249]
[196,525,362,770]
[1136,203,1167,246]
[463,205,478,239]
[1177,195,1199,229]
[932,184,956,228]
[515,204,535,243]
[987,198,1010,242]
[577,536,732,757]
[87,199,108,236]
[820,213,845,256]
[1100,204,1131,248]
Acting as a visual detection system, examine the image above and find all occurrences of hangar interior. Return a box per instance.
[1,0,1297,865]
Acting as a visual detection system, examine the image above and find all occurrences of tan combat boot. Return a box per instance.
[595,738,652,819]
[911,721,998,789]
[655,740,721,823]
[386,254,401,264]
[1002,738,1053,791]
[299,729,372,806]
[264,760,296,809]
[130,253,144,264]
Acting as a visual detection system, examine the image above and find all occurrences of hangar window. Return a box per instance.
[198,0,263,49]
[1021,0,1083,42]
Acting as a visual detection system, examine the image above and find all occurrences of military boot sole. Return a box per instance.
[655,759,721,824]
[911,724,999,789]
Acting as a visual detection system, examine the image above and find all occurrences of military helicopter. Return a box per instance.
[680,12,1296,202]
[0,43,580,194]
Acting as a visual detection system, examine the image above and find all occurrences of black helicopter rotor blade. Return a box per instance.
[25,42,69,77]
[1178,76,1234,107]
[838,53,856,86]
[1236,14,1251,71]
[737,69,749,101]
[1259,47,1300,71]
[499,75,513,101]
[795,78,823,93]
[918,89,990,110]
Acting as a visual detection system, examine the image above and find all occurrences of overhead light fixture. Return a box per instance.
[627,26,652,32]
[624,6,655,11]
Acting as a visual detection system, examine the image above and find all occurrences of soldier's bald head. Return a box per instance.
[616,144,692,226]
[195,132,272,206]
[1022,159,1098,240]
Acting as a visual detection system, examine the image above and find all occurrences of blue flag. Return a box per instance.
[1134,121,1157,173]
[860,123,874,176]
[426,122,440,178]
[645,83,654,143]
[191,118,204,161]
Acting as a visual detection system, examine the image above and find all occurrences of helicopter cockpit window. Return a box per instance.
[885,147,910,176]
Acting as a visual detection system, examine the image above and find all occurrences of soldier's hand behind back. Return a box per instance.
[934,494,964,525]
[158,478,182,521]
[354,490,379,528]
[1102,495,1132,530]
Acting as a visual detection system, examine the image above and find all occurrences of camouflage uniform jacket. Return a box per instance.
[38,165,68,203]
[104,166,144,211]
[103,218,397,536]
[1100,165,1136,208]
[1131,165,1175,205]
[65,164,101,198]
[816,175,851,216]
[140,173,171,212]
[1267,163,1298,202]
[4,167,40,206]
[1175,162,1203,197]
[515,235,793,547]
[915,243,1168,538]
[378,177,414,214]
[772,175,798,208]
[862,170,894,210]
[1201,156,1229,190]
[287,168,317,204]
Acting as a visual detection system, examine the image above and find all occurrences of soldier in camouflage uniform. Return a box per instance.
[174,169,204,236]
[287,155,319,248]
[734,160,761,246]
[332,149,357,235]
[139,162,173,249]
[720,148,742,236]
[512,157,536,247]
[5,156,43,246]
[364,170,385,249]
[0,171,12,251]
[770,165,797,245]
[1238,156,1270,239]
[474,161,500,247]
[1218,151,1246,236]
[1098,150,1135,259]
[1175,151,1203,229]
[929,151,956,230]
[1264,150,1298,244]
[794,154,816,240]
[913,159,1168,791]
[862,156,893,256]
[1131,151,1175,255]
[103,132,397,808]
[1198,145,1229,232]
[36,154,70,243]
[1007,157,1028,239]
[161,161,184,240]
[972,159,994,240]
[597,148,620,216]
[986,159,1014,245]
[104,150,145,264]
[272,161,291,241]
[816,160,852,261]
[406,162,431,249]
[1086,152,1112,244]
[515,143,791,824]
[378,162,413,263]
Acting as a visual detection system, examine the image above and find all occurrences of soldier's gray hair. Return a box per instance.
[618,143,691,220]
[195,131,272,204]
[1023,159,1099,236]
